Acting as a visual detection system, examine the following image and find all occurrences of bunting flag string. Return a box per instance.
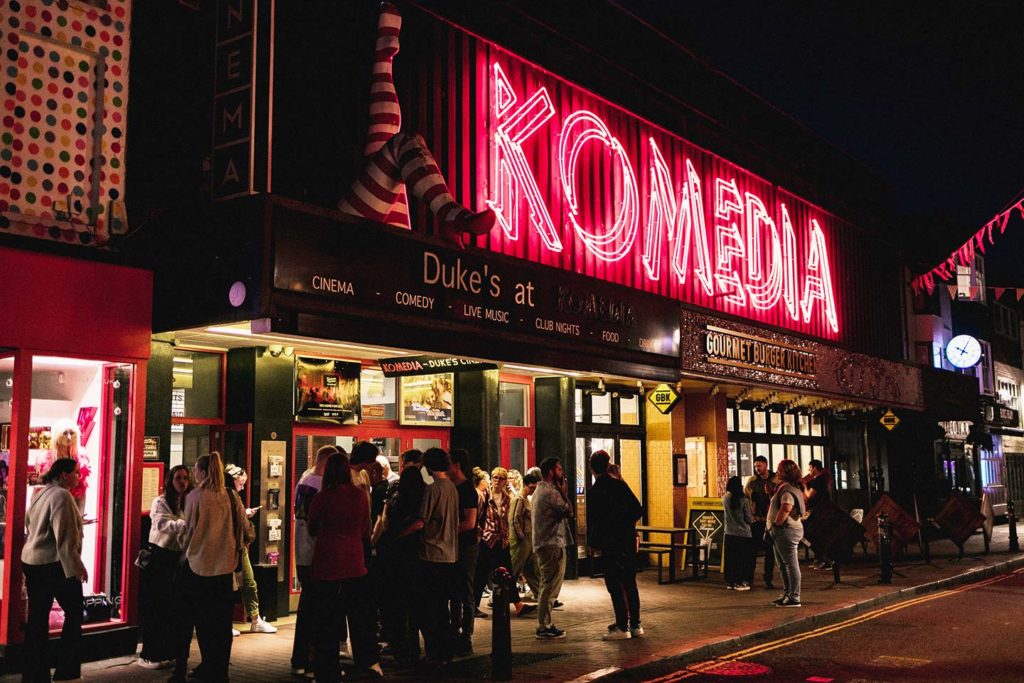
[911,198,1024,297]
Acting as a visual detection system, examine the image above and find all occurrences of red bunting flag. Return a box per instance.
[994,287,1006,300]
[948,285,958,299]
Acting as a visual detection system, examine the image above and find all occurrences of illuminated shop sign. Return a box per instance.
[704,326,817,378]
[379,355,498,377]
[273,204,680,358]
[480,55,842,339]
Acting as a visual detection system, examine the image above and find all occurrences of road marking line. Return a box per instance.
[641,569,1018,683]
[568,667,623,682]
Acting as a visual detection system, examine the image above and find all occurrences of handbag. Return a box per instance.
[134,543,155,571]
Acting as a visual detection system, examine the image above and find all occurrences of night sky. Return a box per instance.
[618,2,1024,286]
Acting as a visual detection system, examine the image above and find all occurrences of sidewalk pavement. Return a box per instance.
[3,525,1019,682]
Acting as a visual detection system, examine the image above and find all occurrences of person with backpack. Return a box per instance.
[767,459,806,608]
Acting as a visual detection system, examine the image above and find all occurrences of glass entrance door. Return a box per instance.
[211,424,253,506]
[499,377,534,473]
[573,435,644,574]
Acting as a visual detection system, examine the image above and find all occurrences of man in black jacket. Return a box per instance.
[587,450,644,640]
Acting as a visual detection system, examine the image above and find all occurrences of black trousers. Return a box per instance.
[750,521,776,584]
[172,564,234,682]
[418,560,456,663]
[723,534,754,586]
[451,541,478,642]
[22,562,82,683]
[601,549,641,630]
[139,546,183,663]
[312,575,379,683]
[290,565,314,670]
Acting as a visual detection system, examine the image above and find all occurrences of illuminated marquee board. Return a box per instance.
[477,51,842,339]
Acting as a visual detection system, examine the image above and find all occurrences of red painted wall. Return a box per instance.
[0,246,152,359]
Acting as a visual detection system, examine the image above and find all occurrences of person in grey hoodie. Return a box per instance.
[722,476,754,591]
[21,457,86,683]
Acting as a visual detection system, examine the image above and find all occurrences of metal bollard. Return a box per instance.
[878,511,893,584]
[490,566,514,681]
[1008,499,1020,553]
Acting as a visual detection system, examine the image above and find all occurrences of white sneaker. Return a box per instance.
[250,616,278,633]
[603,626,632,641]
[630,625,645,637]
[735,583,751,591]
[232,628,241,637]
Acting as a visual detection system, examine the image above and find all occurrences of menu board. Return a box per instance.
[140,462,165,515]
[683,497,726,572]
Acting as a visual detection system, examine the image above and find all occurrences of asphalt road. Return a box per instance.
[610,566,1024,683]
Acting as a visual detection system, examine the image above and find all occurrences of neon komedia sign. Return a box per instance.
[481,53,842,338]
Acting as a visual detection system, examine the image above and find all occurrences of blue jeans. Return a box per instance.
[771,524,803,602]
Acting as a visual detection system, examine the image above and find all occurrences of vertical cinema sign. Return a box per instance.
[484,55,841,339]
[212,0,256,200]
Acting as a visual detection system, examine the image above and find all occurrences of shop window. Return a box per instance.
[737,442,753,477]
[171,349,223,421]
[811,416,823,437]
[784,414,796,435]
[619,394,640,426]
[737,410,752,432]
[726,407,735,431]
[727,442,737,476]
[499,382,529,427]
[771,443,785,467]
[786,444,798,461]
[753,411,767,434]
[575,389,584,423]
[360,368,396,420]
[770,412,782,434]
[738,443,753,474]
[25,356,134,625]
[800,445,812,470]
[798,414,810,436]
[591,392,612,424]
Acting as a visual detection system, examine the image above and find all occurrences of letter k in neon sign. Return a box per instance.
[487,63,562,251]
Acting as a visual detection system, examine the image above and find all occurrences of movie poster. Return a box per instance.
[295,357,361,424]
[399,373,454,426]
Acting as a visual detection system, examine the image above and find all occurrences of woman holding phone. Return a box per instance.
[225,463,277,634]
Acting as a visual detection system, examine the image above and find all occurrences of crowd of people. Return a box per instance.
[18,439,844,682]
[722,456,834,608]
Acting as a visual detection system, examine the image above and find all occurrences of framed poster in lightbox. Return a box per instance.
[294,357,362,424]
[398,373,454,427]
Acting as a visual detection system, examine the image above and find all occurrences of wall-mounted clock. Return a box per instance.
[946,334,982,369]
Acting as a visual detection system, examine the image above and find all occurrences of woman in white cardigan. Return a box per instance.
[21,457,87,683]
[137,464,191,670]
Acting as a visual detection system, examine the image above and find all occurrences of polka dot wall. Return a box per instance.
[0,0,130,244]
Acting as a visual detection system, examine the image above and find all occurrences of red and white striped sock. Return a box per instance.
[365,2,402,157]
[339,133,495,246]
